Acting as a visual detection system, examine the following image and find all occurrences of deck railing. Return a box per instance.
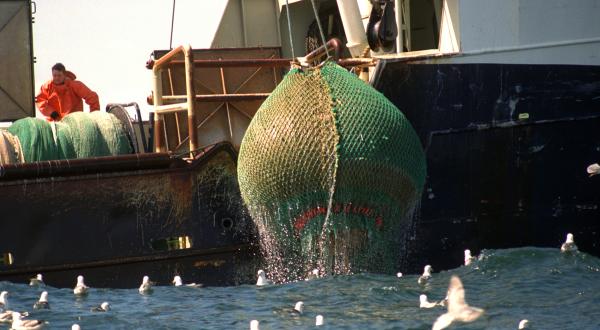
[148,42,376,158]
[151,45,197,157]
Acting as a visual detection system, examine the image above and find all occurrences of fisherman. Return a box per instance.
[36,63,99,121]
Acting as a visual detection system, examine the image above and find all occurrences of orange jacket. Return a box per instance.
[36,71,100,121]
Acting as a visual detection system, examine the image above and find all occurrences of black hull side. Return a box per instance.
[0,245,256,289]
[372,62,600,272]
[0,143,260,288]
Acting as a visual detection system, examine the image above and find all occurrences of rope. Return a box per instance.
[285,0,295,58]
[310,0,330,59]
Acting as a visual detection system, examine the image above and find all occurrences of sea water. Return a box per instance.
[1,247,599,329]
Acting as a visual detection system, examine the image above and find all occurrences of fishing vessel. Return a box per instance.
[241,0,600,274]
[1,0,598,286]
[0,1,263,288]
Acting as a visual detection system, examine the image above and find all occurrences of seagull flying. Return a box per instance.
[256,270,272,286]
[561,233,578,253]
[587,163,600,177]
[0,311,11,324]
[418,265,432,285]
[73,276,89,296]
[0,311,27,324]
[33,291,50,310]
[139,276,154,294]
[11,312,47,330]
[29,274,44,287]
[432,276,484,330]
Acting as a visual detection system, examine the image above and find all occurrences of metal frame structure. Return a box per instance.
[148,42,376,157]
[151,45,197,156]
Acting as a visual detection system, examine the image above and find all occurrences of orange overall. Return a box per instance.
[36,71,99,121]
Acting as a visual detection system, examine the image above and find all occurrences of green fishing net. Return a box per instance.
[55,122,77,160]
[238,62,426,279]
[61,112,111,158]
[89,111,132,156]
[8,117,59,162]
[7,112,132,163]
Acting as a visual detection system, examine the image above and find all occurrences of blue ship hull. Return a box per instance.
[373,61,600,272]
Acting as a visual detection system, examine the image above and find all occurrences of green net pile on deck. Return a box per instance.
[237,62,426,281]
[2,112,132,163]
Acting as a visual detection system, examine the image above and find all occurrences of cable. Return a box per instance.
[169,0,176,49]
[285,0,295,58]
[310,0,330,59]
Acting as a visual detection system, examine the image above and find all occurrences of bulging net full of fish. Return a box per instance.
[237,62,427,281]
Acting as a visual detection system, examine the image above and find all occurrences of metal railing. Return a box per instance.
[151,45,197,157]
[148,42,377,157]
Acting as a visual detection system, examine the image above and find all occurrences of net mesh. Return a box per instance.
[89,111,132,156]
[7,112,132,163]
[61,112,111,158]
[8,117,59,162]
[55,122,77,160]
[238,62,426,280]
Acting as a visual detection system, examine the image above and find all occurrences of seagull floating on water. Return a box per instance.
[250,319,260,330]
[316,314,324,326]
[173,275,183,287]
[91,302,110,312]
[587,163,600,177]
[172,275,202,287]
[291,301,304,315]
[419,294,441,309]
[464,249,476,266]
[256,270,272,286]
[561,233,578,253]
[33,291,50,310]
[418,265,432,285]
[29,274,44,287]
[0,291,7,310]
[139,276,154,294]
[73,276,89,296]
[11,312,47,330]
[518,319,530,329]
[396,272,403,278]
[311,268,319,278]
[71,324,81,330]
[432,275,484,330]
[306,269,319,281]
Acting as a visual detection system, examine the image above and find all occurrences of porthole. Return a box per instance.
[221,218,234,230]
